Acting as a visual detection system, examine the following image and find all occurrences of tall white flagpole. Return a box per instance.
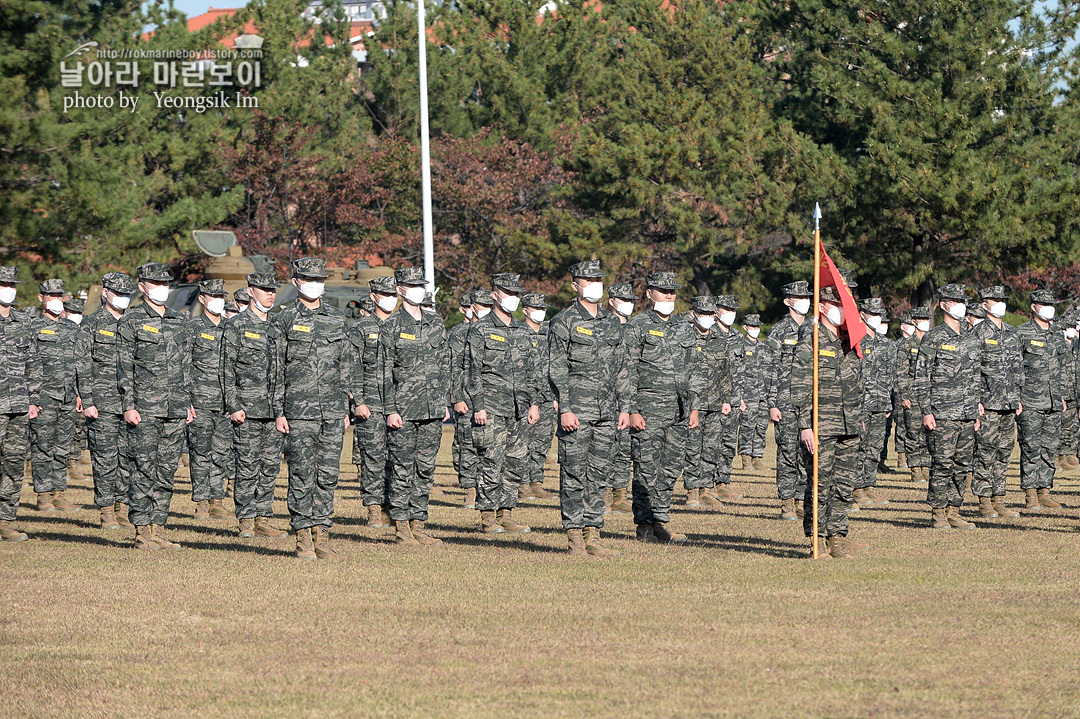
[418,0,435,293]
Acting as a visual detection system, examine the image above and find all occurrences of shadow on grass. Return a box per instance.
[686,532,808,559]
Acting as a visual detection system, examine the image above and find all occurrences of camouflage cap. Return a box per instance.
[742,313,762,326]
[820,285,843,303]
[394,267,425,286]
[198,278,226,296]
[858,297,885,315]
[102,272,136,295]
[0,265,21,283]
[899,311,912,325]
[422,292,435,308]
[782,280,812,297]
[608,282,636,300]
[233,287,251,303]
[137,262,174,282]
[966,302,987,319]
[360,297,375,314]
[937,283,968,301]
[472,288,494,306]
[246,271,280,291]
[370,275,397,295]
[837,268,858,289]
[692,295,718,313]
[223,299,239,314]
[491,272,525,293]
[38,278,65,295]
[1030,289,1062,304]
[292,257,329,279]
[645,271,680,291]
[910,306,932,321]
[64,298,85,314]
[715,294,740,310]
[458,292,472,307]
[979,285,1008,301]
[568,259,604,279]
[522,293,548,309]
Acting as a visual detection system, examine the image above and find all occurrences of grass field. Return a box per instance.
[3,424,1080,718]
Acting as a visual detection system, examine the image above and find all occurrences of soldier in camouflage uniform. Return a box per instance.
[970,286,1022,518]
[233,287,251,314]
[222,271,287,540]
[914,284,982,530]
[378,267,450,547]
[966,302,987,330]
[625,271,703,544]
[1055,309,1079,470]
[350,275,397,527]
[710,295,746,499]
[898,307,933,483]
[0,266,42,541]
[63,297,91,483]
[464,273,542,537]
[736,314,769,471]
[449,290,480,509]
[683,296,733,511]
[766,281,812,520]
[117,263,195,550]
[548,260,629,556]
[1015,289,1070,510]
[27,279,81,512]
[186,280,232,522]
[75,272,137,529]
[791,284,865,558]
[223,300,240,320]
[853,298,894,507]
[272,258,352,559]
[892,312,915,469]
[522,293,557,501]
[871,310,898,474]
[601,282,636,514]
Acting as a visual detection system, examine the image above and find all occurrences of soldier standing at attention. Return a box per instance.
[350,275,398,527]
[379,267,450,547]
[0,266,42,542]
[853,298,893,508]
[766,281,812,520]
[898,307,933,483]
[449,290,480,509]
[711,296,746,500]
[521,293,557,501]
[272,258,352,559]
[600,283,636,514]
[186,280,232,522]
[117,263,195,551]
[625,272,702,544]
[75,272,137,530]
[28,279,81,513]
[892,312,915,470]
[222,271,287,540]
[63,297,91,484]
[791,284,865,559]
[873,309,898,474]
[736,314,769,471]
[913,284,982,530]
[1055,309,1079,471]
[970,286,1022,518]
[233,288,251,314]
[548,260,629,556]
[1015,289,1070,510]
[464,273,541,537]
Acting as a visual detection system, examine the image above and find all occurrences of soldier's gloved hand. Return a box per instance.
[474,409,488,426]
[688,409,699,429]
[722,403,732,416]
[800,428,815,454]
[84,406,99,420]
[124,409,141,426]
[630,413,646,431]
[276,416,290,434]
[923,414,936,431]
[355,404,372,420]
[453,401,468,415]
[231,410,246,424]
[387,413,404,429]
[527,405,539,425]
[769,407,781,422]
[186,406,196,424]
[560,411,580,432]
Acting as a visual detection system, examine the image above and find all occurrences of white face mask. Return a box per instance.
[1036,305,1056,321]
[944,302,966,321]
[579,283,604,303]
[901,325,914,337]
[792,298,811,315]
[528,309,546,323]
[45,298,64,315]
[865,315,881,330]
[108,293,131,311]
[475,305,492,319]
[875,323,887,336]
[0,286,15,305]
[987,301,1006,318]
[747,327,760,338]
[615,301,634,317]
[695,314,715,330]
[718,310,736,327]
[916,320,931,333]
[237,303,248,313]
[298,281,325,300]
[1069,328,1079,340]
[499,295,521,313]
[464,309,474,320]
[826,305,844,327]
[205,297,225,315]
[252,297,273,313]
[376,295,398,313]
[68,313,83,325]
[403,286,426,305]
[146,285,171,305]
[653,300,675,315]
[970,318,984,326]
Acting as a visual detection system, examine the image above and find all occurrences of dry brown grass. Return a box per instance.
[3,425,1080,718]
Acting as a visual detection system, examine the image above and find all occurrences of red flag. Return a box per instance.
[817,237,867,358]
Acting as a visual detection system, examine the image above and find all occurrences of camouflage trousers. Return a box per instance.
[525,401,556,486]
[926,419,975,509]
[187,408,231,502]
[451,411,478,490]
[605,426,631,490]
[893,399,908,456]
[127,416,187,527]
[775,408,807,501]
[387,417,441,522]
[285,418,345,530]
[856,411,889,490]
[233,417,284,520]
[683,409,726,490]
[972,409,1014,498]
[1061,399,1078,457]
[715,408,739,485]
[1017,408,1061,491]
[88,412,130,508]
[71,411,87,458]
[902,405,930,467]
[0,413,29,521]
[30,401,76,493]
[631,420,688,526]
[354,414,391,506]
[557,418,614,530]
[475,413,529,512]
[880,412,893,464]
[737,400,768,458]
[802,433,858,538]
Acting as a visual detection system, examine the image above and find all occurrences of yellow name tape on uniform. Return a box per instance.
[865,348,872,355]
[200,332,216,341]
[941,344,957,351]
[1030,340,1044,347]
[531,340,537,347]
[910,348,919,354]
[98,329,115,337]
[819,349,836,357]
[985,339,998,345]
[489,334,506,342]
[784,338,798,345]
[575,326,593,336]
[142,325,159,334]
[39,329,55,335]
[244,331,261,339]
[368,333,379,340]
[745,350,754,356]
[292,325,312,333]
[400,332,416,340]
[648,329,665,337]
